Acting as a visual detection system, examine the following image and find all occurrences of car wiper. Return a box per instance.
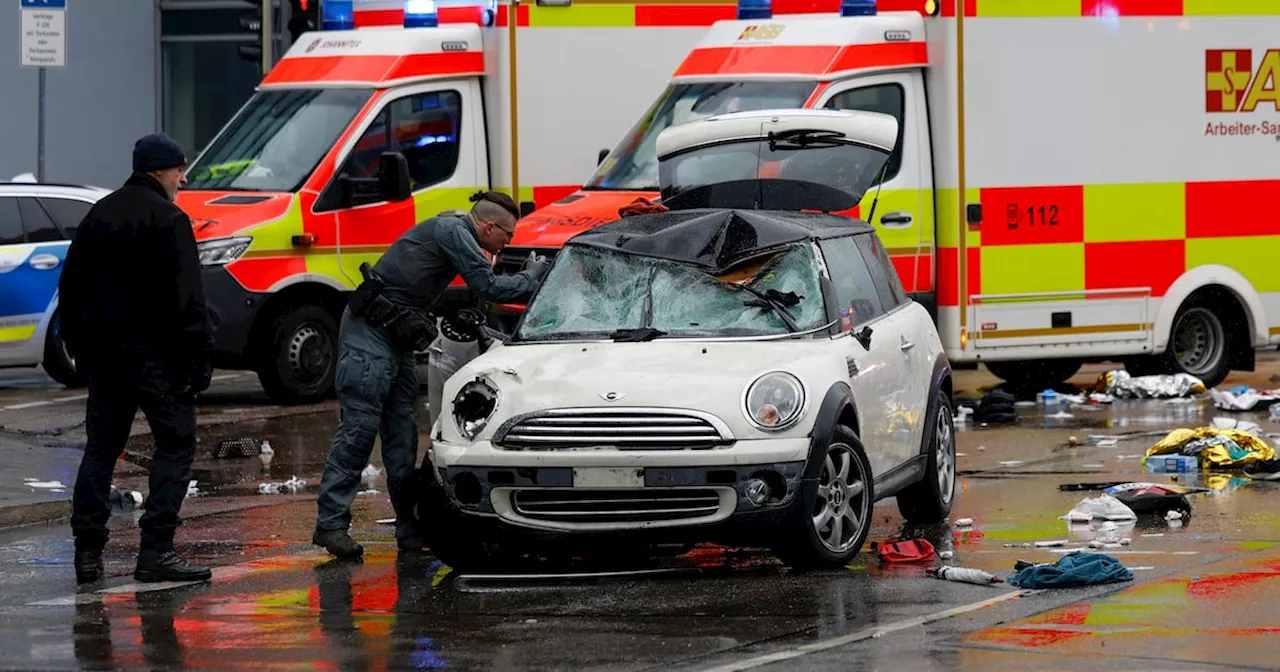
[737,285,802,332]
[768,129,847,151]
[611,327,667,342]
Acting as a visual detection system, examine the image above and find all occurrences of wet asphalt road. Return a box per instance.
[1,365,1280,670]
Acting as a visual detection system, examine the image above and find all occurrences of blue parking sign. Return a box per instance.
[21,0,67,7]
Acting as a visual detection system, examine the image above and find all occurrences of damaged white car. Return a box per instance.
[413,109,957,571]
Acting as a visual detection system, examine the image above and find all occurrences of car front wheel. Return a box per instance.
[774,425,874,570]
[896,389,956,523]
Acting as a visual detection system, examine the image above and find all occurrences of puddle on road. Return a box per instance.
[181,412,343,495]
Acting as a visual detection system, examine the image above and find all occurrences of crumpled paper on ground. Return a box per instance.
[1061,494,1137,523]
[259,476,306,494]
[1211,386,1280,411]
[1093,370,1206,399]
[1144,426,1276,469]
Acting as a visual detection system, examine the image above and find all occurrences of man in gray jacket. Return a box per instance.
[312,190,549,558]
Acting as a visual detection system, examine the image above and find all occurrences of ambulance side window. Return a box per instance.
[824,84,905,183]
[388,90,462,191]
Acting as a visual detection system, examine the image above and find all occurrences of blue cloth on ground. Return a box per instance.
[1009,552,1133,589]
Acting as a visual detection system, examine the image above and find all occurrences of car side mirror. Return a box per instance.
[854,325,873,350]
[597,148,610,166]
[378,151,412,202]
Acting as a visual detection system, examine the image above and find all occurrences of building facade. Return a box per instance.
[1,0,286,189]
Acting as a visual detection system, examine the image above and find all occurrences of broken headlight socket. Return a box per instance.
[453,377,500,440]
[743,371,807,431]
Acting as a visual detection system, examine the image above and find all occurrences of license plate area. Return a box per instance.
[572,467,645,489]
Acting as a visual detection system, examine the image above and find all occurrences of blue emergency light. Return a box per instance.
[321,0,355,30]
[737,0,772,20]
[840,0,876,15]
[404,0,440,27]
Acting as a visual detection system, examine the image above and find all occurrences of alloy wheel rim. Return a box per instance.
[936,409,955,504]
[812,442,869,554]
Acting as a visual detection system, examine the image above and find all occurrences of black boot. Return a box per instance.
[75,544,105,584]
[133,548,212,583]
[313,529,364,559]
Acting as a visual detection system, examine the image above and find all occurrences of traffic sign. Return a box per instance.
[20,0,66,68]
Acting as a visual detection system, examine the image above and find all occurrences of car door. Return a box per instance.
[818,72,934,301]
[315,81,484,285]
[818,234,915,477]
[0,195,67,361]
[854,231,930,457]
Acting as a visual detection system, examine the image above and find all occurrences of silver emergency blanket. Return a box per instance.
[1093,369,1207,399]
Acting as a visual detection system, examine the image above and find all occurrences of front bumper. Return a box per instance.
[429,438,811,541]
[201,266,268,368]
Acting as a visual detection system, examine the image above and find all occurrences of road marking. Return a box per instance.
[210,374,241,382]
[697,589,1029,672]
[56,394,88,403]
[2,400,53,410]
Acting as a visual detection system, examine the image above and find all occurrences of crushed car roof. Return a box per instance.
[564,207,872,272]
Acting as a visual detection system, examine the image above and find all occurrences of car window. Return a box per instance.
[824,83,906,183]
[818,235,884,330]
[0,198,22,245]
[854,233,908,310]
[38,197,92,238]
[18,197,61,243]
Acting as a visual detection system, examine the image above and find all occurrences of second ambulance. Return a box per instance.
[495,0,1280,390]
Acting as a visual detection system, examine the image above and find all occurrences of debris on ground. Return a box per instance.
[259,476,306,494]
[1211,385,1280,412]
[1243,459,1280,480]
[213,437,270,459]
[954,518,974,528]
[23,478,66,492]
[359,464,382,495]
[1061,494,1137,522]
[878,539,935,563]
[1093,370,1206,399]
[973,389,1017,424]
[108,486,143,511]
[1009,552,1134,589]
[929,566,1003,585]
[185,480,200,499]
[1144,426,1276,469]
[1103,482,1194,517]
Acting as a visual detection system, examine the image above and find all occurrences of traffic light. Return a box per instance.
[288,0,320,43]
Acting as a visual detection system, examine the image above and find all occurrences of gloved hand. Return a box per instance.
[185,356,212,396]
[524,251,550,279]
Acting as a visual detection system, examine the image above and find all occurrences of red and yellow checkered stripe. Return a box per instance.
[936,179,1280,310]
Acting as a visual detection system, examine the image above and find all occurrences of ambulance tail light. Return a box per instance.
[321,0,355,30]
[840,0,876,16]
[737,0,772,20]
[405,0,440,27]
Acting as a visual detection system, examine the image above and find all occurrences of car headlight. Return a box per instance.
[453,376,500,440]
[743,371,806,431]
[197,236,253,266]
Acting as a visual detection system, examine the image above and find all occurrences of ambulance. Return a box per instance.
[179,0,738,402]
[493,0,1280,390]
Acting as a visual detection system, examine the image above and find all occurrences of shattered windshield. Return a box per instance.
[515,243,828,342]
[584,81,817,192]
[185,88,373,192]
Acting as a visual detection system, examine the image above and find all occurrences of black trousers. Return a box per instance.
[70,360,197,553]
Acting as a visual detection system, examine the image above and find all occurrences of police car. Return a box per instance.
[0,175,111,387]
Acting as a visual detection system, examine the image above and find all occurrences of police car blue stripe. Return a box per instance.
[0,242,68,319]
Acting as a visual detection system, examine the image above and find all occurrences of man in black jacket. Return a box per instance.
[59,133,216,584]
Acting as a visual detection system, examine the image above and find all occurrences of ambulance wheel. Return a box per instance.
[42,311,86,388]
[1162,300,1230,388]
[985,359,1083,389]
[257,304,338,403]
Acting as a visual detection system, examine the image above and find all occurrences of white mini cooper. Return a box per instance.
[413,109,957,571]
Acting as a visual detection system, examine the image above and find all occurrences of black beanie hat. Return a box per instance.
[133,133,187,173]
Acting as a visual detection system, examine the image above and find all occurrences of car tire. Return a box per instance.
[895,389,956,524]
[42,311,86,388]
[407,467,505,572]
[256,304,338,404]
[773,425,874,571]
[985,359,1083,389]
[1160,299,1232,389]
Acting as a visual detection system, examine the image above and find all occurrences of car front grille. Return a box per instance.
[493,247,558,276]
[508,488,731,525]
[492,408,735,450]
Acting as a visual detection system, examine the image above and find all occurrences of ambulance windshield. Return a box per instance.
[185,88,373,193]
[584,81,817,192]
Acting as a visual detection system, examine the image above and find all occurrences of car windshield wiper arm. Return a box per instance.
[737,285,802,333]
[611,327,667,342]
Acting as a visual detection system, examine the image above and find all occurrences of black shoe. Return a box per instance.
[74,546,104,584]
[313,529,364,559]
[397,535,427,552]
[133,549,213,583]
